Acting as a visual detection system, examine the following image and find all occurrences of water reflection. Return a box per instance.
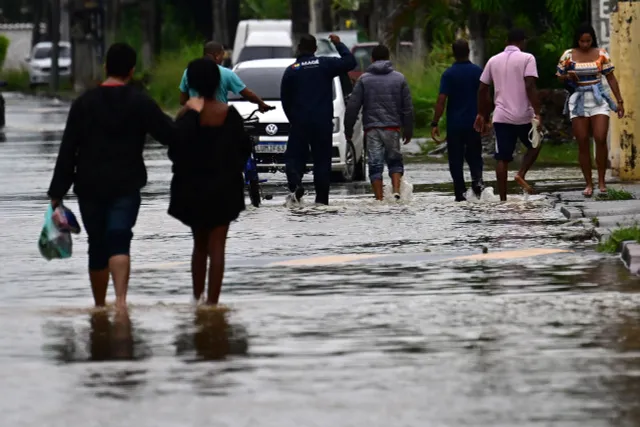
[44,309,150,363]
[174,308,249,361]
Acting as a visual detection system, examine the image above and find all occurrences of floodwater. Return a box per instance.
[2,93,640,427]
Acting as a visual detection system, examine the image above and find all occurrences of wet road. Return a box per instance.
[2,93,640,427]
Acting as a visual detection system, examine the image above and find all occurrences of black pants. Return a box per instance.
[447,129,484,199]
[285,121,333,205]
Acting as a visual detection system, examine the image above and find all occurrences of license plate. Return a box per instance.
[255,143,286,154]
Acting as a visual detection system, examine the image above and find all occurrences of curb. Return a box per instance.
[621,241,640,275]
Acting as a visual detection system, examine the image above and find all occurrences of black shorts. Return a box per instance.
[493,123,533,162]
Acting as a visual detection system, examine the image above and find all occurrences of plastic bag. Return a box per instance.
[38,204,81,260]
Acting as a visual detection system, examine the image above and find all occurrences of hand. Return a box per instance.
[431,126,445,144]
[403,136,412,145]
[618,102,625,119]
[567,71,579,82]
[482,123,492,136]
[534,114,543,131]
[328,34,341,45]
[185,97,204,113]
[258,102,274,113]
[474,114,485,133]
[50,199,61,208]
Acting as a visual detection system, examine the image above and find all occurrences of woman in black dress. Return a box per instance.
[170,58,252,305]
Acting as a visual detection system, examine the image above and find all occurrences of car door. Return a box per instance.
[338,73,364,162]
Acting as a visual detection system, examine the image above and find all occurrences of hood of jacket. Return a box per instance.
[366,60,394,75]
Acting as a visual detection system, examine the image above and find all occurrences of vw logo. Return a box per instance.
[265,124,278,136]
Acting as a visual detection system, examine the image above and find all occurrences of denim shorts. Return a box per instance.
[366,128,404,181]
[493,122,534,162]
[78,191,141,270]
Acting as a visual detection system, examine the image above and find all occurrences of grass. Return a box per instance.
[595,188,634,201]
[0,67,74,94]
[535,142,579,166]
[597,224,640,253]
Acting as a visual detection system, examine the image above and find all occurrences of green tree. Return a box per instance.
[241,0,289,19]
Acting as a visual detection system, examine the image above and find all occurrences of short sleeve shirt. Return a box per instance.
[480,46,538,125]
[179,64,247,103]
[439,61,483,132]
[556,48,614,86]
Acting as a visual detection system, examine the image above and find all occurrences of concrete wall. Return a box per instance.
[592,0,613,51]
[0,24,38,70]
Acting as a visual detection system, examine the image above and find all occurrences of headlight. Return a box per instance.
[332,117,340,133]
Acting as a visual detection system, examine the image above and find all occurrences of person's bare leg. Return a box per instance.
[206,224,230,305]
[390,173,402,194]
[109,255,130,310]
[573,117,593,196]
[89,268,109,307]
[591,114,610,192]
[496,160,509,201]
[191,229,208,302]
[371,179,383,201]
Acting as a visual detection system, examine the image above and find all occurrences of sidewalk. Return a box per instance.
[549,182,640,274]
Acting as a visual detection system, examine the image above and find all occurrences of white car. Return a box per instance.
[25,41,72,88]
[229,58,366,182]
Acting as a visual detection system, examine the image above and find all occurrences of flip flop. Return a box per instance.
[583,187,593,198]
[514,175,535,195]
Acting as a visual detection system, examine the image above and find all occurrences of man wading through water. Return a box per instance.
[475,28,543,201]
[280,34,356,205]
[344,44,414,201]
[179,41,271,112]
[48,43,203,310]
[431,39,484,202]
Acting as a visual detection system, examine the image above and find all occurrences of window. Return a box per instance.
[228,67,287,101]
[237,46,293,63]
[353,46,373,72]
[33,45,71,59]
[316,39,337,55]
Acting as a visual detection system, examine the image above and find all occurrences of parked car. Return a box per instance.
[25,41,72,89]
[235,31,293,65]
[228,58,366,183]
[348,41,413,82]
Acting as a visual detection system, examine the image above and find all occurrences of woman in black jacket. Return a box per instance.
[169,58,252,306]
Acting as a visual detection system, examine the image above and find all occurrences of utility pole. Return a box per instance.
[50,0,60,92]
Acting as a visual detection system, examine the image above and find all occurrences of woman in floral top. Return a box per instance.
[556,23,624,197]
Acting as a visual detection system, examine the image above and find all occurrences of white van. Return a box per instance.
[235,31,293,65]
[232,20,291,66]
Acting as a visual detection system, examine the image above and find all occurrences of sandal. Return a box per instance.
[514,175,535,195]
[583,187,593,198]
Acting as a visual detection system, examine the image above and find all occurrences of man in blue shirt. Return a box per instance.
[280,34,356,205]
[431,39,485,202]
[179,41,271,112]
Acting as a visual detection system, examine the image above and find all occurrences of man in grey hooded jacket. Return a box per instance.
[344,44,414,201]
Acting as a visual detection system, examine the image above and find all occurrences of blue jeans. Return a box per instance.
[78,192,141,270]
[367,128,404,182]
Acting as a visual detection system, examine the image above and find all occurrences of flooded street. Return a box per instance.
[2,93,640,426]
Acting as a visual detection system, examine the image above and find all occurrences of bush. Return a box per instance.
[597,225,640,253]
[398,60,448,131]
[146,43,203,111]
[0,35,9,71]
[0,68,30,91]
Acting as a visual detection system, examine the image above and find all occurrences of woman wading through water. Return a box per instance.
[169,58,252,306]
[556,23,624,197]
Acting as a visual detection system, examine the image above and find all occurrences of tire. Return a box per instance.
[248,177,261,208]
[331,141,356,183]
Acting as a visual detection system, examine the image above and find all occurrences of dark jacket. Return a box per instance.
[344,60,414,139]
[47,85,184,200]
[280,42,356,126]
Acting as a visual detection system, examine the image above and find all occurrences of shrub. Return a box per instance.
[0,35,9,71]
[146,43,202,111]
[398,60,448,131]
[0,68,30,91]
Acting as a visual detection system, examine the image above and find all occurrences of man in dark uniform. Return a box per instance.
[280,34,356,205]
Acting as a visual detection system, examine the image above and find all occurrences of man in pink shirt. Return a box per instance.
[474,28,542,201]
